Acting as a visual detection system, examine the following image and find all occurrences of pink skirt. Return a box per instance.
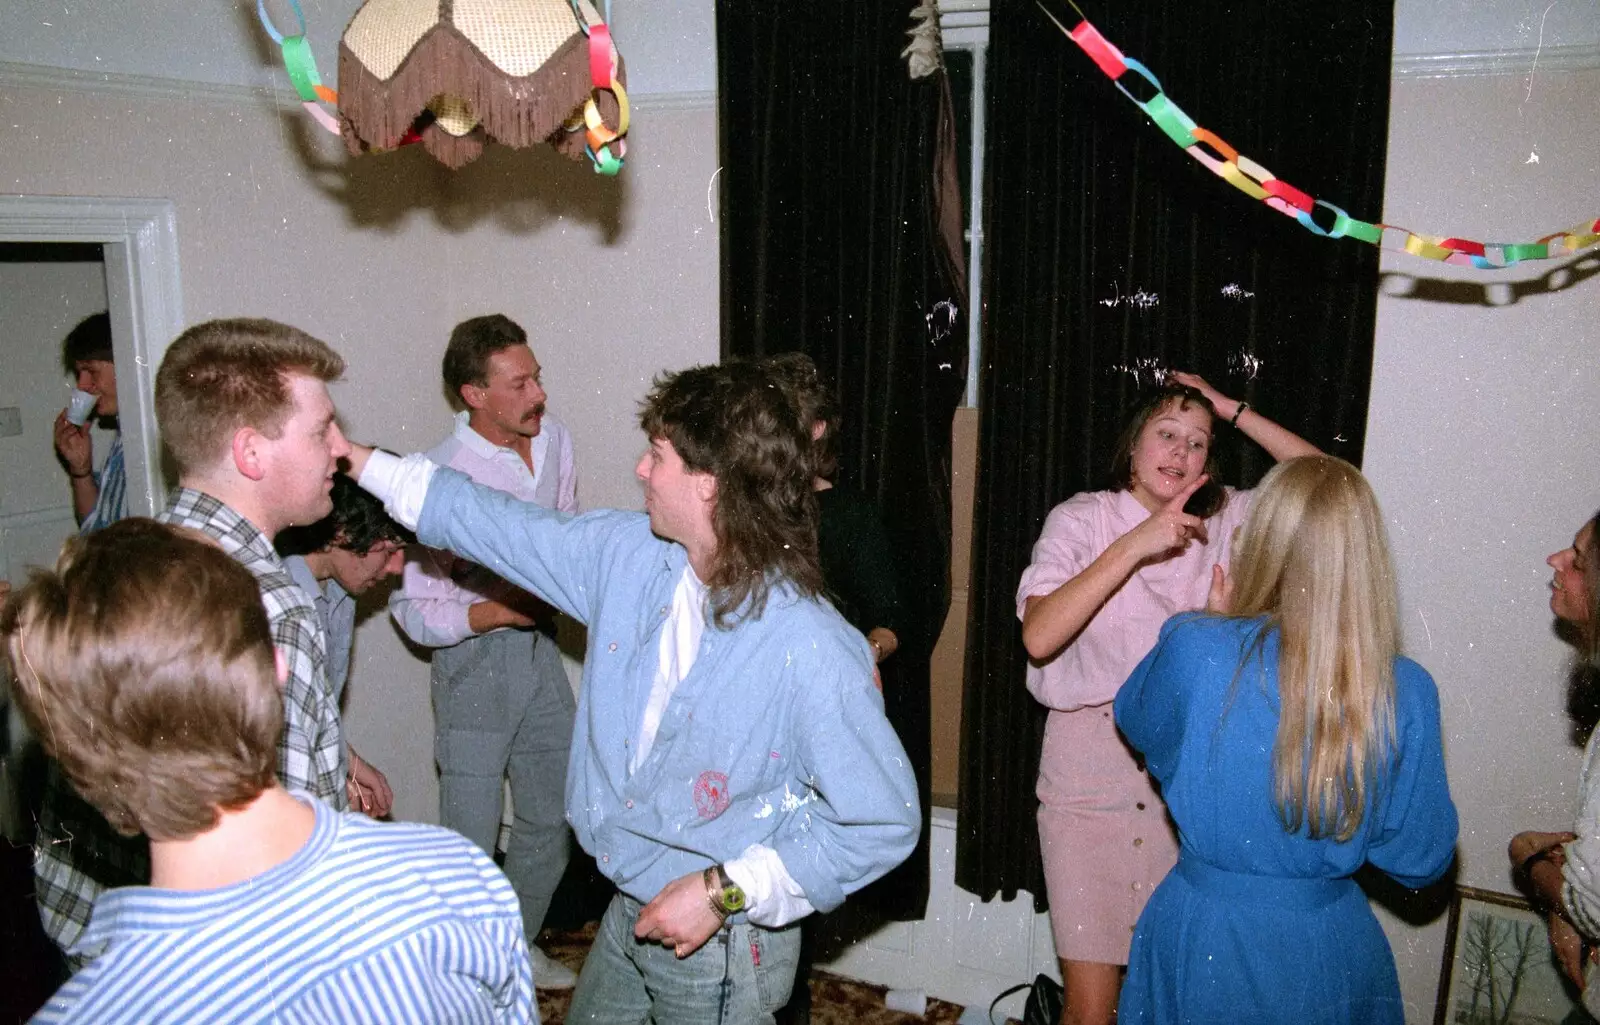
[1036,704,1178,965]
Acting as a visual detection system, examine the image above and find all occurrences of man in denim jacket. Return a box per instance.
[350,361,919,1024]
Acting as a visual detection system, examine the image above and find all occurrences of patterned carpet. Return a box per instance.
[536,923,970,1024]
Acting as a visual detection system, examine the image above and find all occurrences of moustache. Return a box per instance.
[522,403,546,423]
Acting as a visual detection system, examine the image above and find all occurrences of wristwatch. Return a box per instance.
[704,863,746,922]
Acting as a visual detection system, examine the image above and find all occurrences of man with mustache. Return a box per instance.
[390,314,579,989]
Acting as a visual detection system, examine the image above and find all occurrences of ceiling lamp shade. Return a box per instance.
[335,0,628,170]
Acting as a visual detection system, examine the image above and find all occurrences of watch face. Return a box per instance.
[720,883,746,914]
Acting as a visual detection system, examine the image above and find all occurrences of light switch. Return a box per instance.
[0,407,21,438]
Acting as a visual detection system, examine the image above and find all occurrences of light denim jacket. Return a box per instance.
[414,466,920,911]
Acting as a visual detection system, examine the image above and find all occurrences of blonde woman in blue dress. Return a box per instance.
[1114,455,1459,1024]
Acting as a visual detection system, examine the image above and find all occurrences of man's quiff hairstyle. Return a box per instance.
[442,314,528,405]
[155,318,345,475]
[1,519,282,841]
[639,361,823,627]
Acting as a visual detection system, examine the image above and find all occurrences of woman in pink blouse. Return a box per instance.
[1016,372,1320,1025]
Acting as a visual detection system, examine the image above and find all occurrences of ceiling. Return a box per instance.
[0,1,1594,95]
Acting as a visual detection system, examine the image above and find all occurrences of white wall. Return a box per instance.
[0,81,719,825]
[1367,66,1600,1021]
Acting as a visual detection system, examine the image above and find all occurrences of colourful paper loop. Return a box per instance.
[1262,179,1313,215]
[1335,213,1384,245]
[255,0,305,46]
[589,24,613,88]
[1112,58,1162,108]
[1218,161,1270,201]
[1143,93,1198,149]
[280,35,323,103]
[302,100,340,135]
[587,141,624,176]
[1047,4,1600,271]
[1069,19,1128,79]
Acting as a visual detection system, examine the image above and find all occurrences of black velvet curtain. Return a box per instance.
[957,0,1394,904]
[717,3,968,918]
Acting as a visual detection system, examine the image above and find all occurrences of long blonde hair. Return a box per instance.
[1226,455,1400,842]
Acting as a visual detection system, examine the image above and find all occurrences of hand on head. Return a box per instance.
[1169,371,1235,419]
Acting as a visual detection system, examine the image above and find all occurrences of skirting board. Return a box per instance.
[814,806,1058,1023]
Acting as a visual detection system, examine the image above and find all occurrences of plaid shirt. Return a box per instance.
[34,488,350,961]
[159,488,348,808]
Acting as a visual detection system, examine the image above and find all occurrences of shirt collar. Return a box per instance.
[163,487,281,568]
[1111,486,1155,525]
[76,795,338,950]
[452,411,509,461]
[284,553,320,597]
[453,411,551,479]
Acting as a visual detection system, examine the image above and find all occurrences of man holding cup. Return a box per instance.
[52,312,126,534]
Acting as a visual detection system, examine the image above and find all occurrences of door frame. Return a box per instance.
[0,195,183,516]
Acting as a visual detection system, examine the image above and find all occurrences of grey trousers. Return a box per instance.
[432,625,576,942]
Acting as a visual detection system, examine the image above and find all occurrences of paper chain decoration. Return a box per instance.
[1040,0,1600,271]
[256,0,629,175]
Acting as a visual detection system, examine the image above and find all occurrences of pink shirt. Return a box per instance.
[388,412,578,648]
[1015,487,1254,711]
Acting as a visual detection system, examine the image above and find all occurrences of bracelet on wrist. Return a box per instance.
[68,470,92,480]
[1230,402,1250,428]
[704,866,730,923]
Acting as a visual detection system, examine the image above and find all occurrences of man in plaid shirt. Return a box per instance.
[32,317,358,968]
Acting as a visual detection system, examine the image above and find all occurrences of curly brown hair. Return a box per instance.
[638,362,822,627]
[2,520,282,840]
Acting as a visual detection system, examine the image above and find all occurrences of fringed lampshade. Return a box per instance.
[337,0,627,169]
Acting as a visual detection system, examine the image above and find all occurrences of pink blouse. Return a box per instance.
[1015,487,1254,711]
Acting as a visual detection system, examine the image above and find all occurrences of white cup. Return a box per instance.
[65,388,99,427]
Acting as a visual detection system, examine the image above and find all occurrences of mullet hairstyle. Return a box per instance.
[639,362,823,627]
[1107,382,1225,519]
[1,519,282,841]
[155,318,345,476]
[1223,455,1400,842]
[442,314,528,404]
[758,351,841,481]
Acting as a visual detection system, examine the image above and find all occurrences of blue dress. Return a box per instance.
[1113,614,1458,1025]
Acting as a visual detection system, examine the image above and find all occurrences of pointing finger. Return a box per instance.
[1165,473,1210,511]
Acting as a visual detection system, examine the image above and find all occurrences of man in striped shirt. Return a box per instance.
[3,520,536,1024]
[51,312,126,533]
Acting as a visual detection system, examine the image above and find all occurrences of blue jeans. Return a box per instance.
[566,893,801,1025]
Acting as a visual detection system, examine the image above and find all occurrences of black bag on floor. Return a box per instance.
[989,973,1064,1025]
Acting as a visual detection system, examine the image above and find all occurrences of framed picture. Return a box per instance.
[1434,885,1595,1025]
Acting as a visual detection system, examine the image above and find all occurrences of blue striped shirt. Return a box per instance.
[34,797,537,1024]
[78,431,126,534]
